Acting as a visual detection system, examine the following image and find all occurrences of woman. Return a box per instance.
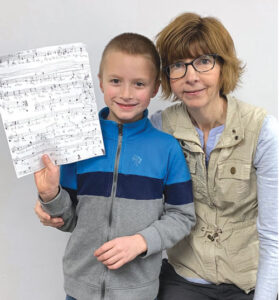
[35,12,278,300]
[152,12,278,300]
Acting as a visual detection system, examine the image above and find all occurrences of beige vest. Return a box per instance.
[162,96,266,293]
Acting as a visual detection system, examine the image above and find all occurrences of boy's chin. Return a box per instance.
[108,111,145,124]
[118,112,145,124]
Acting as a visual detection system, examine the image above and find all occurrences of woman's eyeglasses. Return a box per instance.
[165,54,220,79]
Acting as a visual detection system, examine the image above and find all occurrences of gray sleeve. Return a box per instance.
[138,202,195,257]
[253,115,278,300]
[150,110,163,131]
[39,187,77,232]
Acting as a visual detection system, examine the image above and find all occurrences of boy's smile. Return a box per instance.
[116,102,137,109]
[99,51,159,124]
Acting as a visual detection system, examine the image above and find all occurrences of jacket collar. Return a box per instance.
[99,107,150,139]
[172,95,244,150]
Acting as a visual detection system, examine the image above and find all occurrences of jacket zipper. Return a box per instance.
[101,123,123,300]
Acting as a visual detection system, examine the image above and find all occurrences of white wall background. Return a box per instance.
[0,0,277,299]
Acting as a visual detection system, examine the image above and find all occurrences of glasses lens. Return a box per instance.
[193,55,215,72]
[167,62,186,79]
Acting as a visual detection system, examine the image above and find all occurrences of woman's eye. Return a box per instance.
[171,62,184,69]
[196,56,212,65]
[136,82,144,87]
[200,59,210,64]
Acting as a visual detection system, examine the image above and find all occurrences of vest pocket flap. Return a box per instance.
[218,161,251,180]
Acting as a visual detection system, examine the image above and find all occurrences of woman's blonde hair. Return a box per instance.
[156,12,244,100]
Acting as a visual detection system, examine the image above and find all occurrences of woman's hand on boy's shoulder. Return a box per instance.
[94,234,147,270]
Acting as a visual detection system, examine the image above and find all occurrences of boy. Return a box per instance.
[34,33,195,300]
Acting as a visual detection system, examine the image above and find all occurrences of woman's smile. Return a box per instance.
[184,88,206,96]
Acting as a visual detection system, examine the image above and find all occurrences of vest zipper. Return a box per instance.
[101,123,123,300]
[205,153,220,281]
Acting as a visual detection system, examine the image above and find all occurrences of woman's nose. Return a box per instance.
[184,64,199,83]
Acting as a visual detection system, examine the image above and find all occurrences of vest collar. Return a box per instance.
[172,103,202,151]
[215,95,244,149]
[172,95,244,149]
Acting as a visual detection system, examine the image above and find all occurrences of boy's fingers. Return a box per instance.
[102,253,122,266]
[94,241,114,257]
[41,154,56,170]
[107,259,125,270]
[96,247,119,262]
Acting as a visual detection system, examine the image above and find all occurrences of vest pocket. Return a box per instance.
[216,161,252,201]
[217,161,251,180]
[227,225,258,284]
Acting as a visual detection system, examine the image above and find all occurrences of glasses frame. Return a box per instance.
[165,54,220,80]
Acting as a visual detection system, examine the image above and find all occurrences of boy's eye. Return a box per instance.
[135,82,145,87]
[110,79,120,84]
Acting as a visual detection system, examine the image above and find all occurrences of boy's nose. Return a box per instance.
[120,85,133,100]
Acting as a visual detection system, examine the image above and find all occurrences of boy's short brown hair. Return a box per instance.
[156,12,244,100]
[99,33,161,82]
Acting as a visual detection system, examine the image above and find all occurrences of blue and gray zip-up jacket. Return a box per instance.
[40,107,195,300]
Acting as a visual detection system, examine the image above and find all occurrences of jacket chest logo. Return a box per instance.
[132,154,142,167]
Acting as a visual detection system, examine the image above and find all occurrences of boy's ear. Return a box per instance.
[98,74,104,93]
[152,80,161,98]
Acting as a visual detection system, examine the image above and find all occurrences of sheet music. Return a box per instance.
[0,43,105,178]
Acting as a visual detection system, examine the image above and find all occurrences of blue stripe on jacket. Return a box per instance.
[76,171,193,205]
[77,172,164,200]
[164,180,193,205]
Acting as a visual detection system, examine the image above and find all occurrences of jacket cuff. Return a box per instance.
[39,186,68,217]
[138,226,162,258]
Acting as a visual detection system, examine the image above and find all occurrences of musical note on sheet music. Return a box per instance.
[0,43,105,178]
